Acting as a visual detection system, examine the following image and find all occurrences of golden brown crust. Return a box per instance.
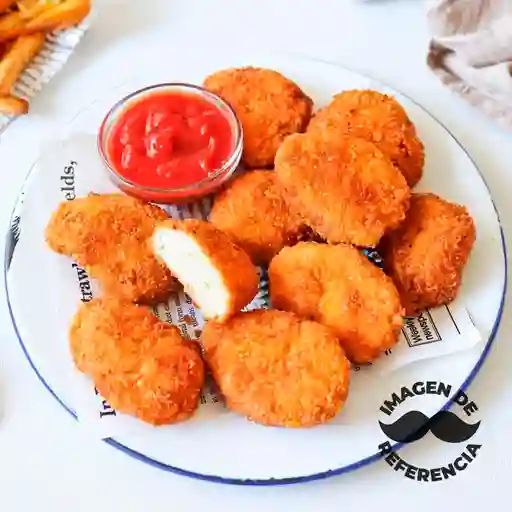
[269,242,404,364]
[274,132,411,247]
[308,90,425,187]
[380,193,476,315]
[209,170,306,265]
[45,193,179,304]
[155,219,260,321]
[69,298,205,426]
[202,309,350,427]
[203,67,313,168]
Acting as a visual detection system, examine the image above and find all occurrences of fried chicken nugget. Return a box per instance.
[152,219,259,322]
[209,170,307,265]
[45,193,179,304]
[69,298,205,425]
[308,90,425,187]
[380,193,476,316]
[269,242,404,364]
[275,132,411,247]
[203,67,313,168]
[202,309,350,427]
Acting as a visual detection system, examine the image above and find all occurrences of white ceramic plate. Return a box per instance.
[4,48,507,485]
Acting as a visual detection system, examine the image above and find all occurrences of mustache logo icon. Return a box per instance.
[379,410,480,444]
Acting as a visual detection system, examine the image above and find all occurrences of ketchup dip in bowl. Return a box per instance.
[98,83,243,204]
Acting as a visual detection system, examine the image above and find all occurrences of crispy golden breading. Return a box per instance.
[209,170,307,265]
[274,132,411,247]
[69,298,205,426]
[152,219,260,322]
[202,309,350,427]
[308,90,425,187]
[203,67,313,168]
[380,193,476,316]
[269,242,404,364]
[45,193,179,304]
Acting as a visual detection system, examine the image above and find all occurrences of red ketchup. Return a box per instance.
[105,91,236,203]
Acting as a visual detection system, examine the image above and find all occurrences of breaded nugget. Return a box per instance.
[203,67,313,168]
[202,309,350,427]
[69,298,205,425]
[269,242,404,364]
[209,169,306,265]
[45,193,179,304]
[152,219,259,322]
[308,90,425,187]
[274,132,411,247]
[380,193,476,315]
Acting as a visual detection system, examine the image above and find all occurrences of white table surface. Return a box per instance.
[0,1,511,510]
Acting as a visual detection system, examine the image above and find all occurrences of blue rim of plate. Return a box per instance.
[3,56,508,486]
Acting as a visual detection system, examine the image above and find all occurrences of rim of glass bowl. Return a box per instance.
[97,82,243,195]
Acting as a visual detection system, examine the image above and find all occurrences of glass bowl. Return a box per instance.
[97,83,243,204]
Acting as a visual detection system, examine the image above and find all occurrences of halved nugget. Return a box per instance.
[69,298,205,426]
[202,309,350,427]
[308,90,425,187]
[152,219,259,322]
[209,170,306,265]
[269,242,404,364]
[45,193,179,304]
[203,67,313,168]
[275,132,411,247]
[380,193,476,316]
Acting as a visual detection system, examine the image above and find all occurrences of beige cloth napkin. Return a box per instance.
[427,0,512,130]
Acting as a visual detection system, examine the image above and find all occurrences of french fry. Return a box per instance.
[0,0,91,42]
[0,0,17,14]
[15,0,49,19]
[16,0,42,11]
[24,0,91,31]
[0,32,45,94]
[0,93,28,115]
